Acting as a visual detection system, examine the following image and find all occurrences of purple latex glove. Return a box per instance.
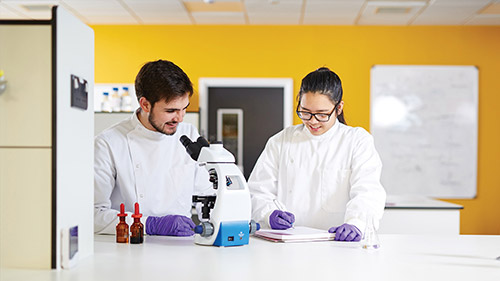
[146,215,196,236]
[269,210,295,230]
[328,223,362,242]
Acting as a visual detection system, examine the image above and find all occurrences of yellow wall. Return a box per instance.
[92,25,500,235]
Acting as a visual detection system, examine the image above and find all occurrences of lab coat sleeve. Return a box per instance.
[94,136,120,234]
[248,133,282,228]
[344,129,386,232]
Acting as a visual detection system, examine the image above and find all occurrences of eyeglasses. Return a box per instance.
[296,105,337,122]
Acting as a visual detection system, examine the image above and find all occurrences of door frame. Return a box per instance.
[198,78,294,138]
[217,108,244,171]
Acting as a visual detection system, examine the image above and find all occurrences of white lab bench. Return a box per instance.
[379,195,463,234]
[1,234,499,281]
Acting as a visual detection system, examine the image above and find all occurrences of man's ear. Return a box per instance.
[139,97,152,113]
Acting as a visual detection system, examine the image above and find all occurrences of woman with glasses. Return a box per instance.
[248,67,386,242]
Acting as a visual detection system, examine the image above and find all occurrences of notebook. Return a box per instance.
[254,226,335,243]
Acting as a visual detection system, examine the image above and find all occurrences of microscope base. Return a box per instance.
[195,221,250,247]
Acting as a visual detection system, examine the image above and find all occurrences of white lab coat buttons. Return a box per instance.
[135,164,140,169]
[139,194,144,198]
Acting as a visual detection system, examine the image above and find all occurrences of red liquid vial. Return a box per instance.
[130,202,144,244]
[116,203,129,243]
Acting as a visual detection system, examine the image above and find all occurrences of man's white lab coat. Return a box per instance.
[94,112,211,234]
[248,120,386,232]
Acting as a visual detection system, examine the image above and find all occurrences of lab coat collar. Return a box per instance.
[302,118,340,141]
[130,109,171,140]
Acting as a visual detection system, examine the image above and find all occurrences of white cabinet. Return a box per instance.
[0,25,51,147]
[379,195,462,234]
[0,6,94,269]
[0,148,52,268]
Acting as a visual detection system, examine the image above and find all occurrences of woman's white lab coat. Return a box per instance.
[94,112,211,234]
[248,120,386,232]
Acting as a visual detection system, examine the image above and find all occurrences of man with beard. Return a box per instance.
[94,60,212,236]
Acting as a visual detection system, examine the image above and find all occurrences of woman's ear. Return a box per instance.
[139,97,151,113]
[337,101,344,115]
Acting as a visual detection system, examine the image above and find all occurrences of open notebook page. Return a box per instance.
[254,226,335,242]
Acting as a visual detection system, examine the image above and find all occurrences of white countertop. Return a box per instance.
[385,195,463,209]
[2,234,499,281]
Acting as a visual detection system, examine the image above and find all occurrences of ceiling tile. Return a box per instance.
[1,0,499,26]
[138,16,191,24]
[191,11,245,24]
[427,0,491,5]
[412,0,491,25]
[123,0,187,13]
[465,14,500,25]
[305,0,363,13]
[62,0,129,15]
[303,0,363,25]
[183,0,241,2]
[306,0,364,2]
[0,3,26,19]
[245,0,303,14]
[358,1,426,25]
[122,0,191,24]
[249,16,301,25]
[1,0,58,19]
[479,1,500,14]
[84,15,138,24]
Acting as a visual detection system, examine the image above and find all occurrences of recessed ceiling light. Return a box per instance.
[21,4,52,12]
[367,0,427,7]
[376,7,411,14]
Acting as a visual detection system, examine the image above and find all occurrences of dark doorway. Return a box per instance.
[207,87,285,179]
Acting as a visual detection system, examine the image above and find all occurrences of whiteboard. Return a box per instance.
[370,65,478,199]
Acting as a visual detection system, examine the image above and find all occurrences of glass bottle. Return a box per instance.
[120,87,132,112]
[361,213,380,250]
[101,92,112,112]
[116,203,129,243]
[130,202,144,244]
[0,70,6,94]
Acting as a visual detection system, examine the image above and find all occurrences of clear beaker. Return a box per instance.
[361,213,380,250]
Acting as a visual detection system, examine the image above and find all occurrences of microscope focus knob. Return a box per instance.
[209,169,218,189]
[249,220,261,235]
[194,222,214,237]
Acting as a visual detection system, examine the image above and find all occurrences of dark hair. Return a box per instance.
[297,67,346,125]
[134,60,193,106]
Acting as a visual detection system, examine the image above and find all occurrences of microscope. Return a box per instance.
[180,135,259,247]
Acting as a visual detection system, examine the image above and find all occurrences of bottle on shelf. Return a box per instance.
[120,87,133,112]
[101,92,112,112]
[0,70,6,95]
[111,87,121,112]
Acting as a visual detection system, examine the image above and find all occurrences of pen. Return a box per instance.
[273,199,294,229]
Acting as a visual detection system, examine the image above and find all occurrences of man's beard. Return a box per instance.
[148,112,177,136]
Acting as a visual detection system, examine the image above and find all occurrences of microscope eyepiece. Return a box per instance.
[196,136,210,147]
[180,135,210,161]
[180,135,193,147]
